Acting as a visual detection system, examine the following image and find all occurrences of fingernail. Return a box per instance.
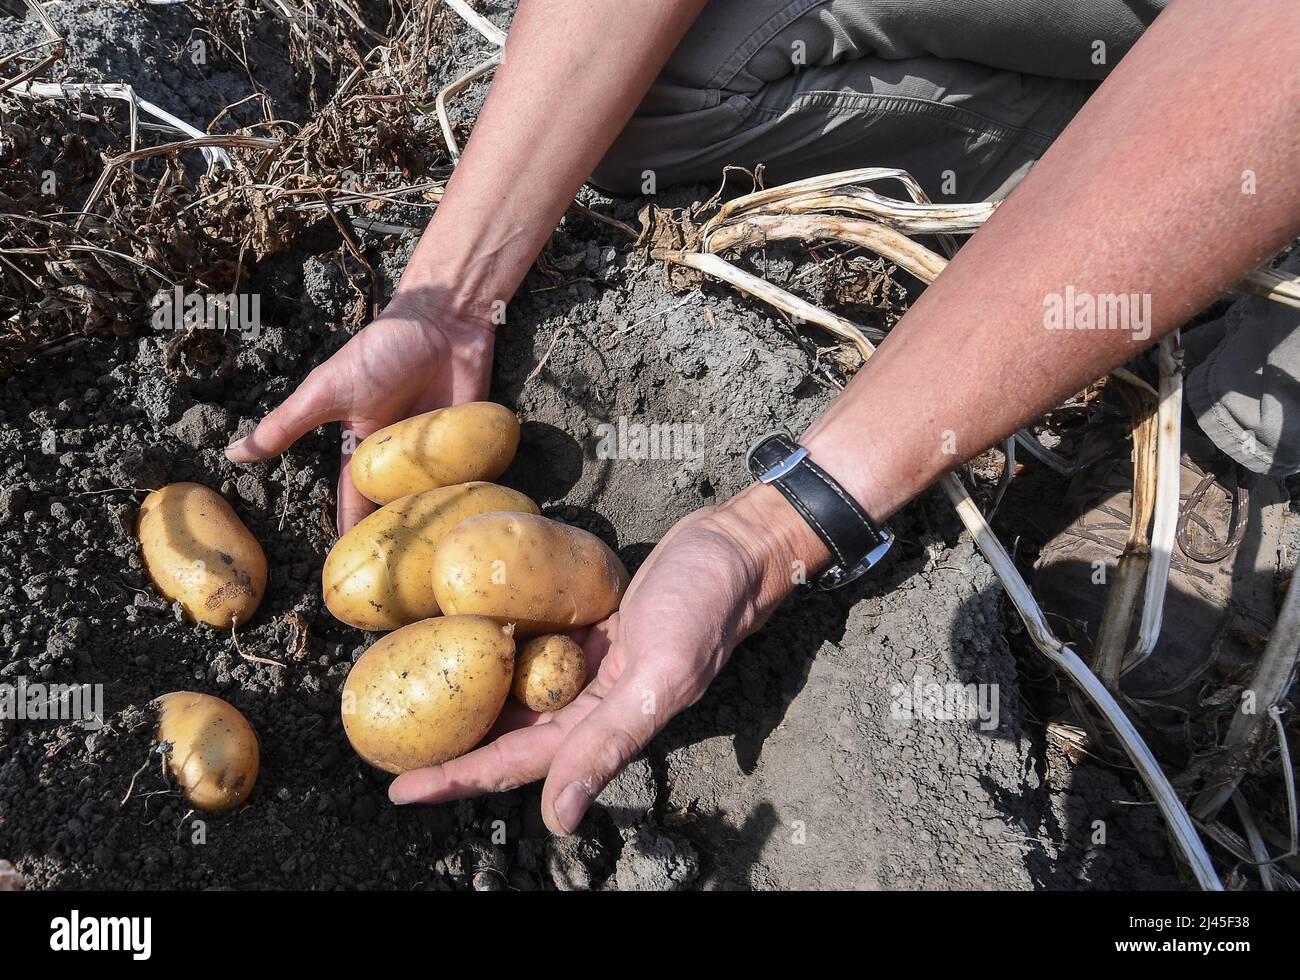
[388,777,414,805]
[554,780,593,834]
[224,437,248,462]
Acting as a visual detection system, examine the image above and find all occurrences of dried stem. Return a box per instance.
[1123,335,1183,674]
[8,81,235,173]
[435,52,500,162]
[655,250,880,356]
[1242,266,1300,311]
[1193,569,1300,820]
[1092,372,1160,691]
[0,0,63,96]
[704,213,949,284]
[1232,795,1277,890]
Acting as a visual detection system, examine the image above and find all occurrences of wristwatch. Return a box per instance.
[746,431,893,590]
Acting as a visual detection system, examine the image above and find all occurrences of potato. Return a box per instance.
[323,482,539,631]
[350,402,520,505]
[512,634,587,712]
[430,512,629,637]
[341,616,516,773]
[137,483,267,629]
[0,860,23,891]
[154,692,259,813]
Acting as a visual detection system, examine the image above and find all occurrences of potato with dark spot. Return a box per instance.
[341,616,516,773]
[350,402,520,505]
[137,483,267,629]
[155,692,259,812]
[430,512,629,637]
[512,634,587,712]
[323,482,538,630]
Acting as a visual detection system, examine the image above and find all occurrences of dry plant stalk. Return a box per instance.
[1243,264,1300,311]
[8,81,234,172]
[656,250,880,357]
[1092,372,1159,692]
[1192,569,1300,821]
[1123,336,1183,674]
[942,477,1220,888]
[0,1,63,96]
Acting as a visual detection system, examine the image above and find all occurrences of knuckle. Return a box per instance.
[592,724,644,781]
[484,739,533,794]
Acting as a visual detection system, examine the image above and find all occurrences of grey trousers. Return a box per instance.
[594,0,1300,478]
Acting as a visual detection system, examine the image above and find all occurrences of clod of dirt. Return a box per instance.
[595,757,658,834]
[170,403,234,450]
[111,449,170,490]
[545,835,610,891]
[614,828,699,891]
[444,837,507,886]
[0,486,29,522]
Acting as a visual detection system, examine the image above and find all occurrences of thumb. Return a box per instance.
[336,419,379,534]
[227,367,341,463]
[540,666,671,835]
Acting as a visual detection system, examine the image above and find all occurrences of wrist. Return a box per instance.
[393,207,535,334]
[383,288,499,348]
[716,482,831,612]
[799,421,900,523]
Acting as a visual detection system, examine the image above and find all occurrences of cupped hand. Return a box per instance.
[226,296,496,533]
[387,488,820,834]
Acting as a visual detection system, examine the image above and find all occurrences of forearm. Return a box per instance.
[396,0,707,322]
[802,0,1300,524]
[735,0,1300,605]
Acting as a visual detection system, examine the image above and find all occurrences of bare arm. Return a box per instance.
[395,0,708,320]
[792,0,1300,541]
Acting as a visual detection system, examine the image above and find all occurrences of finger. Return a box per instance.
[388,695,596,805]
[570,615,617,665]
[226,368,340,463]
[485,698,549,739]
[540,667,670,835]
[336,419,378,534]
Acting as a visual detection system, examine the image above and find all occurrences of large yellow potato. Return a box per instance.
[431,513,629,637]
[155,692,259,813]
[341,616,516,773]
[512,634,587,712]
[350,402,520,505]
[137,483,267,629]
[323,482,538,631]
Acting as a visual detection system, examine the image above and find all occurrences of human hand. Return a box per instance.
[387,484,826,834]
[225,294,496,533]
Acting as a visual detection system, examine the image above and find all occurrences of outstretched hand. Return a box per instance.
[226,298,495,533]
[388,489,819,834]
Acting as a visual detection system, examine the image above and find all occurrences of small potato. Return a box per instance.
[430,512,629,637]
[342,616,516,773]
[350,402,520,505]
[137,483,267,629]
[512,634,587,712]
[323,482,538,631]
[0,860,23,891]
[155,692,259,813]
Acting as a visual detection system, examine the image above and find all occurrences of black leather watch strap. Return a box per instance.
[746,432,892,590]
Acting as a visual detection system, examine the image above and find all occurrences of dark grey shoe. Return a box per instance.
[1033,422,1285,702]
